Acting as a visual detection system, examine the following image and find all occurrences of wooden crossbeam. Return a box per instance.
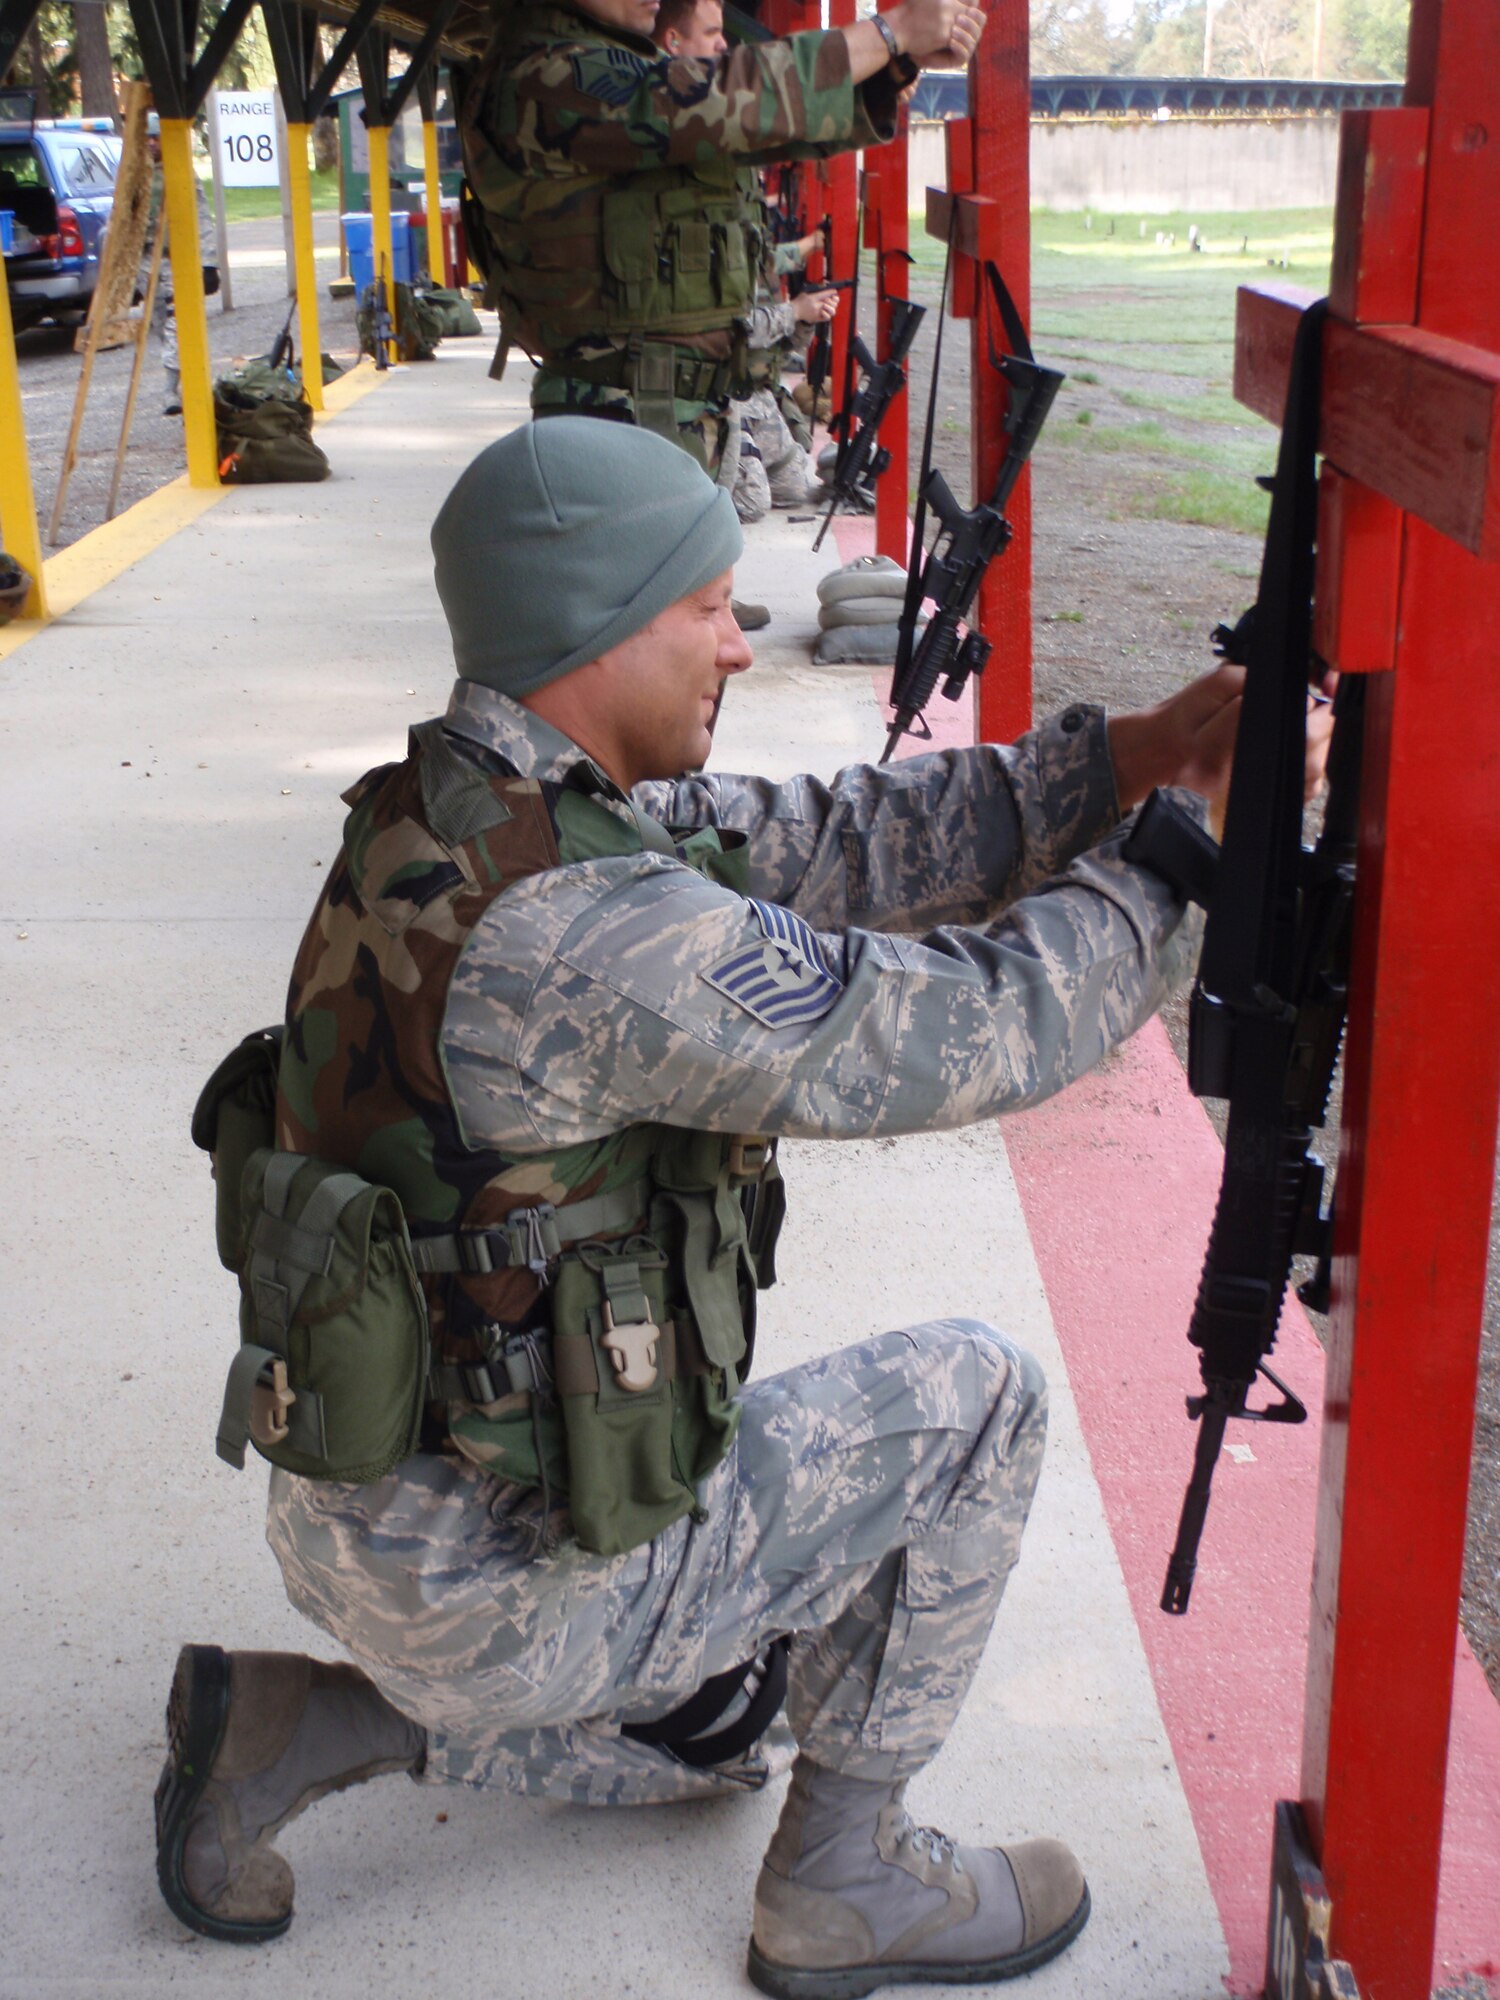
[923,187,1002,268]
[1234,286,1500,560]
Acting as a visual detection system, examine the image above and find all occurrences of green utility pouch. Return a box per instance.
[550,1242,691,1555]
[194,1031,429,1484]
[218,1149,430,1483]
[191,1026,283,1270]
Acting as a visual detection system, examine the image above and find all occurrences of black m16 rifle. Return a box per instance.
[882,261,1063,759]
[267,293,297,374]
[1121,297,1368,1615]
[373,256,394,372]
[811,295,925,552]
[804,214,835,407]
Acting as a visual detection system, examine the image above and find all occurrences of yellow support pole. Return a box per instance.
[421,114,446,286]
[0,252,48,619]
[284,122,325,410]
[367,122,396,362]
[159,118,218,488]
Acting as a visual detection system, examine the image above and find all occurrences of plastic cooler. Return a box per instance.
[342,212,417,294]
[411,203,464,288]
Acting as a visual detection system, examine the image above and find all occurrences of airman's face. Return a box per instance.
[572,0,662,39]
[662,0,727,57]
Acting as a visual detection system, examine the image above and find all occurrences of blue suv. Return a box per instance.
[1,95,121,332]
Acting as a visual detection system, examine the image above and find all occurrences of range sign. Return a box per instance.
[213,90,279,188]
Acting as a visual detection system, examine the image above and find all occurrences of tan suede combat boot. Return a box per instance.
[747,1757,1090,1999]
[154,1644,425,1942]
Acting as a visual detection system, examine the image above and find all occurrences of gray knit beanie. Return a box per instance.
[431,419,743,697]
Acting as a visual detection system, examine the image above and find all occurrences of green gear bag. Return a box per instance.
[214,385,331,485]
[218,1149,430,1483]
[421,285,484,337]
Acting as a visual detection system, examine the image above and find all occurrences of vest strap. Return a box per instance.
[249,1161,369,1331]
[216,1342,326,1468]
[408,1181,652,1277]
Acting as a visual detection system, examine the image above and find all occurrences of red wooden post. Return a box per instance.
[1232,6,1500,1993]
[968,0,1032,743]
[824,0,859,403]
[918,8,1034,742]
[867,126,910,563]
[1303,8,1500,1992]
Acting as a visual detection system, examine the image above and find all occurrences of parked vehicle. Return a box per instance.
[1,95,122,332]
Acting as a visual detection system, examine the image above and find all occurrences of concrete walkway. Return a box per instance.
[4,333,1228,1999]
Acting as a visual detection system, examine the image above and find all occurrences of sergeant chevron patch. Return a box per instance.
[702,898,845,1029]
[570,47,654,107]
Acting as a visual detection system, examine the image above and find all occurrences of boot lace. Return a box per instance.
[900,1817,963,1873]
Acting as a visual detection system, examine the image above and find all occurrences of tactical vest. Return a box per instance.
[461,6,763,360]
[270,720,782,1554]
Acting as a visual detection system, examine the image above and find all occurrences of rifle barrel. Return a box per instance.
[1161,1397,1232,1613]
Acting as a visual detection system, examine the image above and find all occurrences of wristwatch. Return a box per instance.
[870,13,902,60]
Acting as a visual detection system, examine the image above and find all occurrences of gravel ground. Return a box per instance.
[899,253,1500,1706]
[15,212,362,550]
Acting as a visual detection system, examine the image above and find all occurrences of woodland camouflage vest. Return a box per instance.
[460,5,763,356]
[273,720,781,1552]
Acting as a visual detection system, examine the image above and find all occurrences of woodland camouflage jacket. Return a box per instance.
[462,3,898,364]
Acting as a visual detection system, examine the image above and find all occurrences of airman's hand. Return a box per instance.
[883,0,985,66]
[793,287,841,324]
[1108,662,1338,842]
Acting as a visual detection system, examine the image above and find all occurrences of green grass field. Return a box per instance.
[202,167,342,220]
[906,205,1335,534]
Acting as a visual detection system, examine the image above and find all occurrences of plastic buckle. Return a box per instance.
[249,1358,296,1449]
[600,1300,661,1394]
[461,1361,502,1404]
[727,1134,774,1183]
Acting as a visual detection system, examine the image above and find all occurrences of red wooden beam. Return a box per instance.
[968,0,1032,745]
[1235,290,1500,559]
[823,0,858,409]
[1329,107,1427,327]
[867,135,910,565]
[943,116,979,323]
[1274,1,1500,1993]
[923,187,1002,266]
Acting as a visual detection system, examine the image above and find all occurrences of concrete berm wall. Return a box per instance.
[909,114,1340,213]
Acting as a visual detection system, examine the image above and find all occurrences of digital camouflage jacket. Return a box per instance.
[428,680,1203,1152]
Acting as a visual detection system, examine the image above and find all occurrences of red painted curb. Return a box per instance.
[808,518,1500,1984]
[1004,1021,1500,1994]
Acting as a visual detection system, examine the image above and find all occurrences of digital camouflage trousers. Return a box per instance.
[266,1320,1048,1807]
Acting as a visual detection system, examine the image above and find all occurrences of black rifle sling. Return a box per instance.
[891,220,956,708]
[832,180,866,475]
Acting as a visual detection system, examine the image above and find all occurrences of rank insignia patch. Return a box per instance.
[702,899,845,1029]
[570,48,653,106]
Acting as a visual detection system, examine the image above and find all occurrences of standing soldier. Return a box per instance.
[651,0,842,522]
[458,0,979,473]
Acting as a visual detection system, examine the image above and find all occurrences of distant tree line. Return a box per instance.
[5,1,276,117]
[1031,0,1411,80]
